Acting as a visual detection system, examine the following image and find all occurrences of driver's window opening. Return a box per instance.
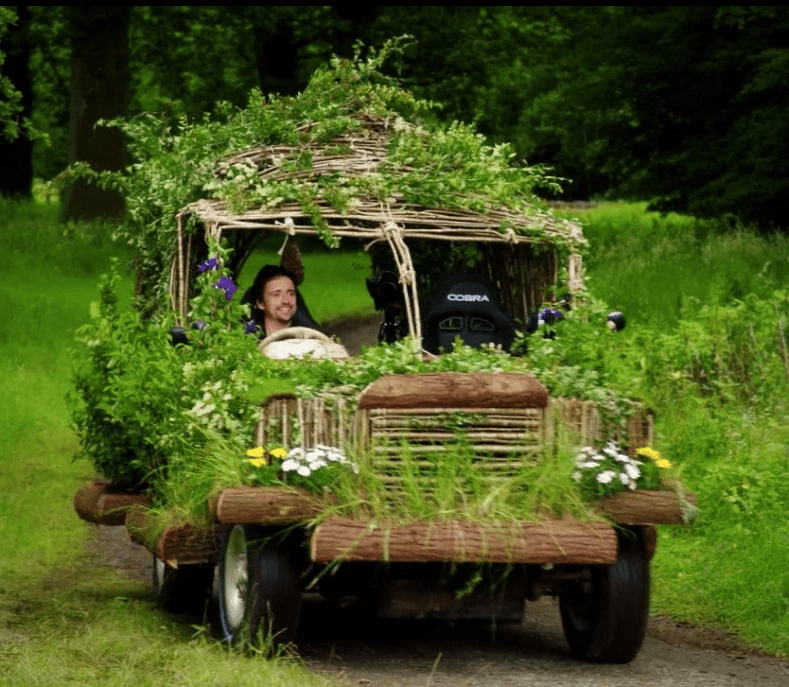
[192,231,542,357]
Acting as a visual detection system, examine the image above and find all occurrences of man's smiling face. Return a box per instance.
[258,275,296,332]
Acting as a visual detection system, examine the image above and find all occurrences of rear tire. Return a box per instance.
[559,527,650,663]
[152,555,214,617]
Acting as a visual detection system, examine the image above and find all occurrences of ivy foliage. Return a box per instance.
[57,38,568,313]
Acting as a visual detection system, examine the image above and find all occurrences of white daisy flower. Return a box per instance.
[625,463,641,480]
[281,459,300,472]
[297,465,311,477]
[596,470,616,484]
[572,471,581,482]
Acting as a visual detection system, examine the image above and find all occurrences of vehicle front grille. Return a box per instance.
[364,407,544,488]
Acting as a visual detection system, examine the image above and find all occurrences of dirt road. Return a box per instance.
[91,525,788,687]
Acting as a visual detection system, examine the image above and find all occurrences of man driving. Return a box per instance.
[256,267,297,335]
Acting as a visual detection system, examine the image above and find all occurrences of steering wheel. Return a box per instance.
[259,326,333,347]
[259,326,347,360]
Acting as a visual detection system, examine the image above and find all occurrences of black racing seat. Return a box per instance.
[422,273,515,354]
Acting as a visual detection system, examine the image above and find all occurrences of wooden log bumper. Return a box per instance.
[74,481,151,526]
[358,372,548,410]
[310,517,618,564]
[126,508,220,565]
[597,489,698,525]
[210,486,327,525]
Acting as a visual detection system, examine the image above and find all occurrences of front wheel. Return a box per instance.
[217,524,301,649]
[559,527,650,663]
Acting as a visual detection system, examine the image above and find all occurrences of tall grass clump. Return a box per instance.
[563,202,789,327]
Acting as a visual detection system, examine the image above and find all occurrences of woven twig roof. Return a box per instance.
[179,118,585,250]
[171,116,586,335]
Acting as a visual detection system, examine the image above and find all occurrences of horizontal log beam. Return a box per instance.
[310,517,617,564]
[73,481,151,526]
[597,489,697,525]
[210,486,325,525]
[358,373,548,410]
[126,508,219,565]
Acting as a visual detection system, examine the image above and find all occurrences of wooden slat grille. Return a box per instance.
[366,407,544,488]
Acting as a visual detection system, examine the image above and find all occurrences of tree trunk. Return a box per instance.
[73,480,151,526]
[597,489,697,525]
[61,6,129,221]
[126,508,220,565]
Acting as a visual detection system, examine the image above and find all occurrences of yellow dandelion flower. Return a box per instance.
[636,446,672,469]
[636,446,660,461]
[248,458,266,467]
[246,446,265,459]
[270,447,287,459]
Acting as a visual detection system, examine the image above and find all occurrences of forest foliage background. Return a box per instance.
[2,5,789,228]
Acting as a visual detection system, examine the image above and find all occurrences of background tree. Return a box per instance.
[0,6,32,197]
[15,5,789,229]
[60,6,129,221]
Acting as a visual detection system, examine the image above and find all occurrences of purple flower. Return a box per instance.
[214,276,237,300]
[199,257,218,272]
[541,307,563,324]
[244,320,259,336]
[192,319,207,331]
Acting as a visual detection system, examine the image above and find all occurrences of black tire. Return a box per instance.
[217,524,301,649]
[248,546,302,647]
[559,527,650,663]
[152,555,215,617]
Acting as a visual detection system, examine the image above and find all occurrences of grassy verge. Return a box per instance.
[565,201,789,326]
[0,199,335,685]
[573,202,789,656]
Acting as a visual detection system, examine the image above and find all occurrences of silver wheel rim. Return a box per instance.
[223,525,248,630]
[153,556,166,592]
